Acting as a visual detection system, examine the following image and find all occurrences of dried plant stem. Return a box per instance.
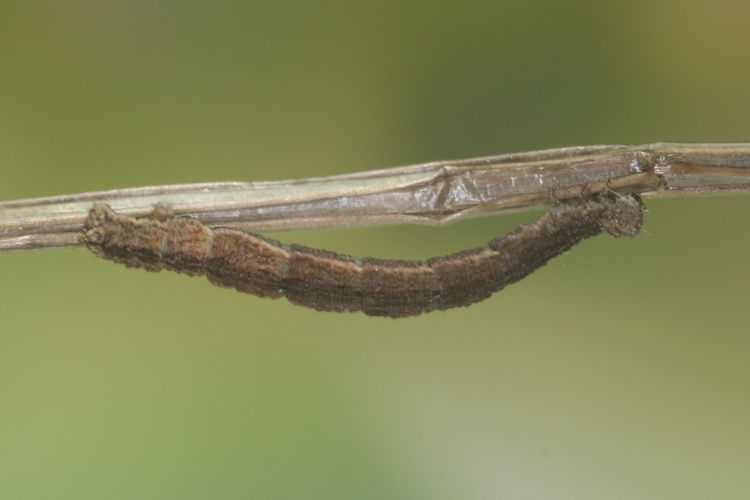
[2,142,749,253]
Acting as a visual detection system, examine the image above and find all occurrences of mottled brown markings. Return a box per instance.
[82,194,644,318]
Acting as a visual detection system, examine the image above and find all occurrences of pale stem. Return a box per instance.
[1,142,749,252]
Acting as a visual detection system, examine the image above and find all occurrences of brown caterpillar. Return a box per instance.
[82,194,644,318]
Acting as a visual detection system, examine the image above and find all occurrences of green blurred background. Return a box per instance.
[1,2,749,498]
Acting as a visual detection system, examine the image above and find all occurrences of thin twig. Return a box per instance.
[2,142,749,253]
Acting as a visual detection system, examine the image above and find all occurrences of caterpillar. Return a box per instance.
[81,193,644,318]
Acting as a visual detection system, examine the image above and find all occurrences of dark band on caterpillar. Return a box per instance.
[81,193,644,318]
